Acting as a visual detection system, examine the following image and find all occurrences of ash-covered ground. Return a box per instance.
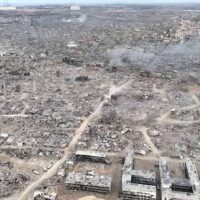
[0,4,200,200]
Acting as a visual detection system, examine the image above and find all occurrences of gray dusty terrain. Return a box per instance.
[0,4,200,200]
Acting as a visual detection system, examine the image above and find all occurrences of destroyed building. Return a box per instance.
[75,150,112,164]
[120,151,157,200]
[0,172,30,198]
[33,190,58,200]
[65,150,112,194]
[159,157,200,200]
[75,76,89,82]
[99,108,117,124]
[65,172,112,193]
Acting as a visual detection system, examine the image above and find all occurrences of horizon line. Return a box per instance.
[3,2,200,6]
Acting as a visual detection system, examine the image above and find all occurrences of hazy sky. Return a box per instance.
[3,0,200,5]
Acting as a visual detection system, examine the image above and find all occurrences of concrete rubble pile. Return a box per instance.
[33,190,58,200]
[0,172,30,198]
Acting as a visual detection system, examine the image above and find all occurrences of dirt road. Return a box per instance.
[140,127,161,156]
[157,93,200,125]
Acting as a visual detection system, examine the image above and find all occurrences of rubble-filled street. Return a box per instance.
[0,4,200,200]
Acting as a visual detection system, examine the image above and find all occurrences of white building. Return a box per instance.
[70,5,80,11]
[0,7,16,11]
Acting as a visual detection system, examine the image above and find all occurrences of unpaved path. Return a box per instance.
[162,118,200,125]
[158,93,200,125]
[20,93,30,115]
[190,93,200,105]
[0,114,31,118]
[79,196,104,200]
[140,127,160,156]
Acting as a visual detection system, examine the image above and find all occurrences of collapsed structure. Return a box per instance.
[65,150,112,194]
[120,151,157,200]
[33,191,58,200]
[65,172,112,193]
[75,150,112,164]
[159,157,200,200]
